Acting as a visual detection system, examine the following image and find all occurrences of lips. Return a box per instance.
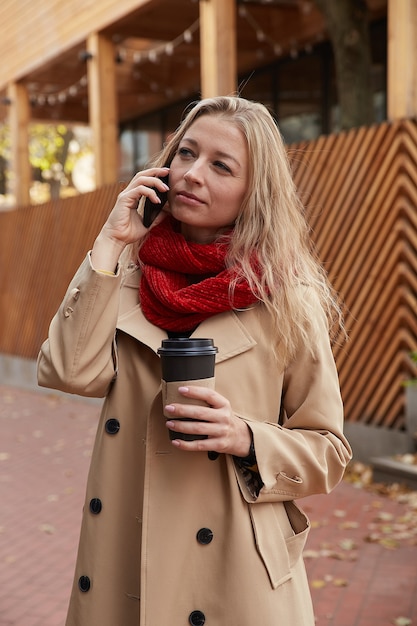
[176,190,205,204]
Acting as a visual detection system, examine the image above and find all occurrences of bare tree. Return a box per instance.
[314,0,374,130]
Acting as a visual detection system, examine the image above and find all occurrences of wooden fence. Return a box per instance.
[1,119,417,430]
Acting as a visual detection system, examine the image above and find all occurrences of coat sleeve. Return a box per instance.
[235,296,352,504]
[37,253,122,397]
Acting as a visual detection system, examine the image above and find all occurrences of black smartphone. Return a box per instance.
[143,174,169,228]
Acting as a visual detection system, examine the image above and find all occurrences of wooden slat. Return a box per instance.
[0,184,124,357]
[291,119,417,430]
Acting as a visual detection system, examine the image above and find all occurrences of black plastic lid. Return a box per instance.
[158,338,218,357]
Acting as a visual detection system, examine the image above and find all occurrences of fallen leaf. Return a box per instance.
[39,523,55,535]
[0,452,10,461]
[311,579,326,589]
[338,520,360,529]
[310,520,322,529]
[379,537,399,549]
[381,524,394,534]
[330,550,358,561]
[377,511,394,522]
[392,617,412,626]
[339,538,357,551]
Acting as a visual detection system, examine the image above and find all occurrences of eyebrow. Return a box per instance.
[181,136,241,168]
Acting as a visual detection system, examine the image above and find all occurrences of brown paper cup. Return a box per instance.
[161,377,215,440]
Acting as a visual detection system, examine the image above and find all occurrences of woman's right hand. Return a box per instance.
[91,167,170,271]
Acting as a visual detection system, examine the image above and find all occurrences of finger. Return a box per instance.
[127,168,170,193]
[129,178,169,200]
[166,420,223,451]
[170,436,217,452]
[177,386,224,408]
[130,166,170,183]
[164,402,215,423]
[165,418,212,438]
[122,168,169,197]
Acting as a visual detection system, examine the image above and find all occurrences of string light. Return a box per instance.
[25,9,322,111]
[28,18,200,108]
[165,43,174,56]
[238,4,321,60]
[29,74,88,108]
[126,18,200,68]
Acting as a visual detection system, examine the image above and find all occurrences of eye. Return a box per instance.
[214,160,232,173]
[178,147,194,158]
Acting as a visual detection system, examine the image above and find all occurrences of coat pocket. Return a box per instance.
[249,500,310,589]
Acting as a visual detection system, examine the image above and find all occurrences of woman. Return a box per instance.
[38,96,351,626]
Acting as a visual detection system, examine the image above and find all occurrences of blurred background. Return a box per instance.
[0,0,416,477]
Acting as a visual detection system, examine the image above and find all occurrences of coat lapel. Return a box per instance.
[116,265,257,362]
[191,310,257,363]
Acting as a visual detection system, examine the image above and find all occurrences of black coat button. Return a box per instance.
[207,451,219,461]
[196,528,213,545]
[105,418,120,434]
[189,610,205,626]
[78,575,91,592]
[89,498,102,515]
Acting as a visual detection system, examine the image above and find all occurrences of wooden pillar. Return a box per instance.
[199,0,237,98]
[8,82,31,206]
[387,0,417,120]
[86,33,118,186]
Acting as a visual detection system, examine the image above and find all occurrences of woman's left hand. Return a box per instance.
[164,386,252,457]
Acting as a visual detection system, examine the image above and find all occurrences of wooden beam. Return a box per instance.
[87,33,118,186]
[199,0,237,98]
[387,0,417,120]
[7,82,31,206]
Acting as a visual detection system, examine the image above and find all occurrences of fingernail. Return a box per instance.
[166,420,175,427]
[165,405,175,413]
[178,386,189,393]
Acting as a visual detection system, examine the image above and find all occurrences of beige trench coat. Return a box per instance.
[38,254,351,626]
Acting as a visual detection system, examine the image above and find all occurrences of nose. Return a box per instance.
[183,159,204,184]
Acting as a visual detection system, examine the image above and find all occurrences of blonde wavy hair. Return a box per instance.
[134,96,344,364]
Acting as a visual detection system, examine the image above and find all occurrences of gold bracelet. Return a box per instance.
[97,269,115,276]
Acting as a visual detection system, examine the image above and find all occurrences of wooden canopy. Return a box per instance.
[0,0,415,205]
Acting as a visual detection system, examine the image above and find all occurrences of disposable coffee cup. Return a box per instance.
[157,338,218,441]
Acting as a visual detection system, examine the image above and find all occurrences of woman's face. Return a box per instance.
[167,115,249,243]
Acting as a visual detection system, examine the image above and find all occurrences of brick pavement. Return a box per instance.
[1,384,416,626]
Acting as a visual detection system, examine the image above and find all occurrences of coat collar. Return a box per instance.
[116,266,257,362]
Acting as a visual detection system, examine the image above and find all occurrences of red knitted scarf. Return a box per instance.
[138,217,259,331]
